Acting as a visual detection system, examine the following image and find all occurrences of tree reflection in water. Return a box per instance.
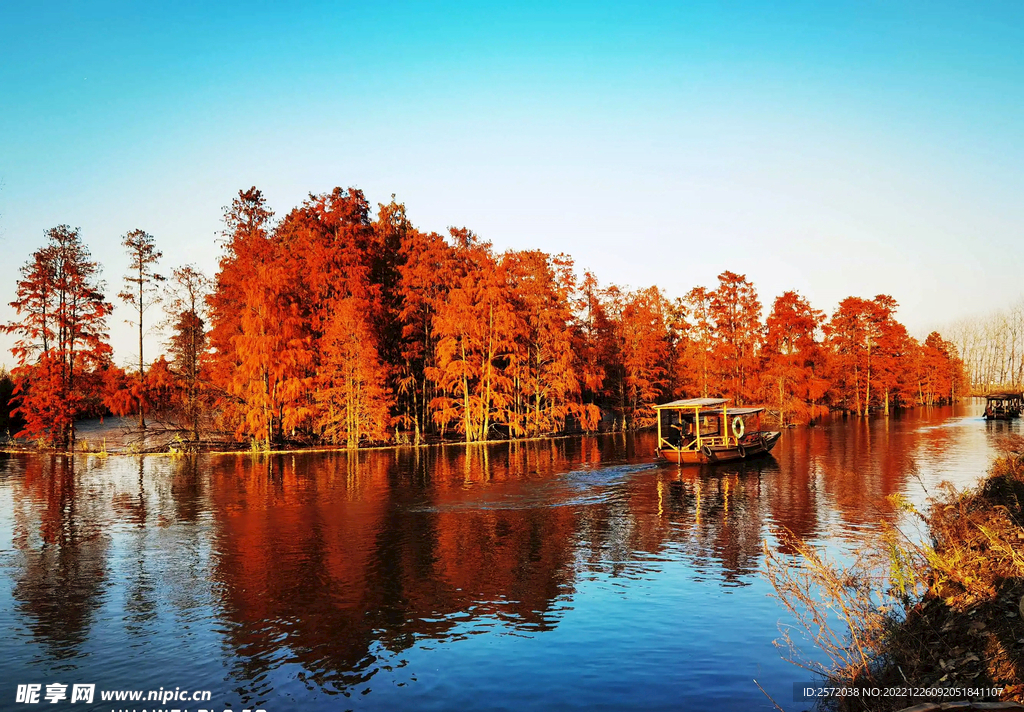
[10,455,110,661]
[0,403,1014,708]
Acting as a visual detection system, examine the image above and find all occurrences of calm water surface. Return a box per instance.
[0,402,1020,711]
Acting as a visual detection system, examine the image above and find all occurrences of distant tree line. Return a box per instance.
[945,301,1024,392]
[3,186,969,450]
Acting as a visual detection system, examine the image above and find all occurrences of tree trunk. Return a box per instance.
[864,343,871,417]
[482,302,494,441]
[854,363,861,417]
[138,266,147,431]
[778,378,785,427]
[138,312,146,430]
[461,339,471,444]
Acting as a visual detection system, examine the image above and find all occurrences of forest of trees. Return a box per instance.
[2,186,969,450]
[946,300,1024,392]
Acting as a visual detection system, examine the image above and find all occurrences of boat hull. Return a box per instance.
[657,431,781,465]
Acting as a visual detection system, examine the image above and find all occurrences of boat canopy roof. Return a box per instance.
[654,398,728,409]
[654,398,764,416]
[986,392,1023,401]
[723,407,766,416]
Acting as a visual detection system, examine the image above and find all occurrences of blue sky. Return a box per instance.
[1,1,1022,366]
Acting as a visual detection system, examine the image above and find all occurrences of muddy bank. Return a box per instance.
[790,437,1024,711]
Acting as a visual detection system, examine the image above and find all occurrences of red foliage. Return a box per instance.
[3,226,112,447]
[504,250,587,436]
[102,363,136,417]
[4,187,973,446]
[920,332,967,405]
[709,271,763,405]
[397,228,456,442]
[679,286,716,398]
[761,291,829,424]
[316,298,392,447]
[208,188,313,447]
[426,231,520,442]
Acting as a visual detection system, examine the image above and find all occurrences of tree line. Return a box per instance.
[945,300,1024,392]
[3,186,968,450]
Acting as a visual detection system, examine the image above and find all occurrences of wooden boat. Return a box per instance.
[984,392,1023,420]
[654,398,781,465]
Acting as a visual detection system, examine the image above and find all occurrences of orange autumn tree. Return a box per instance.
[868,296,913,415]
[208,188,311,448]
[761,291,829,425]
[590,284,625,427]
[663,297,695,399]
[825,294,910,415]
[504,250,591,436]
[9,244,57,358]
[397,229,456,443]
[619,286,673,427]
[893,337,926,409]
[571,271,606,430]
[4,226,112,448]
[99,355,174,424]
[232,243,311,447]
[317,298,392,447]
[143,356,178,419]
[277,187,392,447]
[919,332,967,406]
[679,286,715,398]
[165,265,212,444]
[709,271,763,404]
[427,229,520,442]
[371,196,412,370]
[102,363,136,419]
[826,296,874,415]
[596,284,672,429]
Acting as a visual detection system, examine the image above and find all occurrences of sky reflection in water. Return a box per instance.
[0,402,1019,711]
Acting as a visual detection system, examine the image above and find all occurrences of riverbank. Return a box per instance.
[0,402,1010,711]
[866,441,1024,708]
[772,436,1024,711]
[0,415,617,457]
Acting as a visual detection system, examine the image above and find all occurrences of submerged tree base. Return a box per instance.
[0,417,621,457]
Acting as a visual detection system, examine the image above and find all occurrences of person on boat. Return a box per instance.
[671,419,696,447]
[669,420,684,446]
[665,418,692,447]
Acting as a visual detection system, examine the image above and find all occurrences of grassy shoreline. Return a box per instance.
[768,436,1024,711]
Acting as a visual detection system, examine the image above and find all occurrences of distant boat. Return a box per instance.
[984,392,1023,420]
[654,398,781,465]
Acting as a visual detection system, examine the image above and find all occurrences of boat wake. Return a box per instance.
[407,462,657,512]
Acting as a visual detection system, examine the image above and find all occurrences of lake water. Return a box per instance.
[0,402,1019,711]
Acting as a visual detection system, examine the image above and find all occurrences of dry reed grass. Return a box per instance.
[765,434,1024,711]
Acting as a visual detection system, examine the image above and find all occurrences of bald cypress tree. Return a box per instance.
[118,229,164,430]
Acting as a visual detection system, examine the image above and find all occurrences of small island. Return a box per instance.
[2,190,969,455]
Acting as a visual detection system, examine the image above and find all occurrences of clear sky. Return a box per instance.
[1,1,1022,368]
